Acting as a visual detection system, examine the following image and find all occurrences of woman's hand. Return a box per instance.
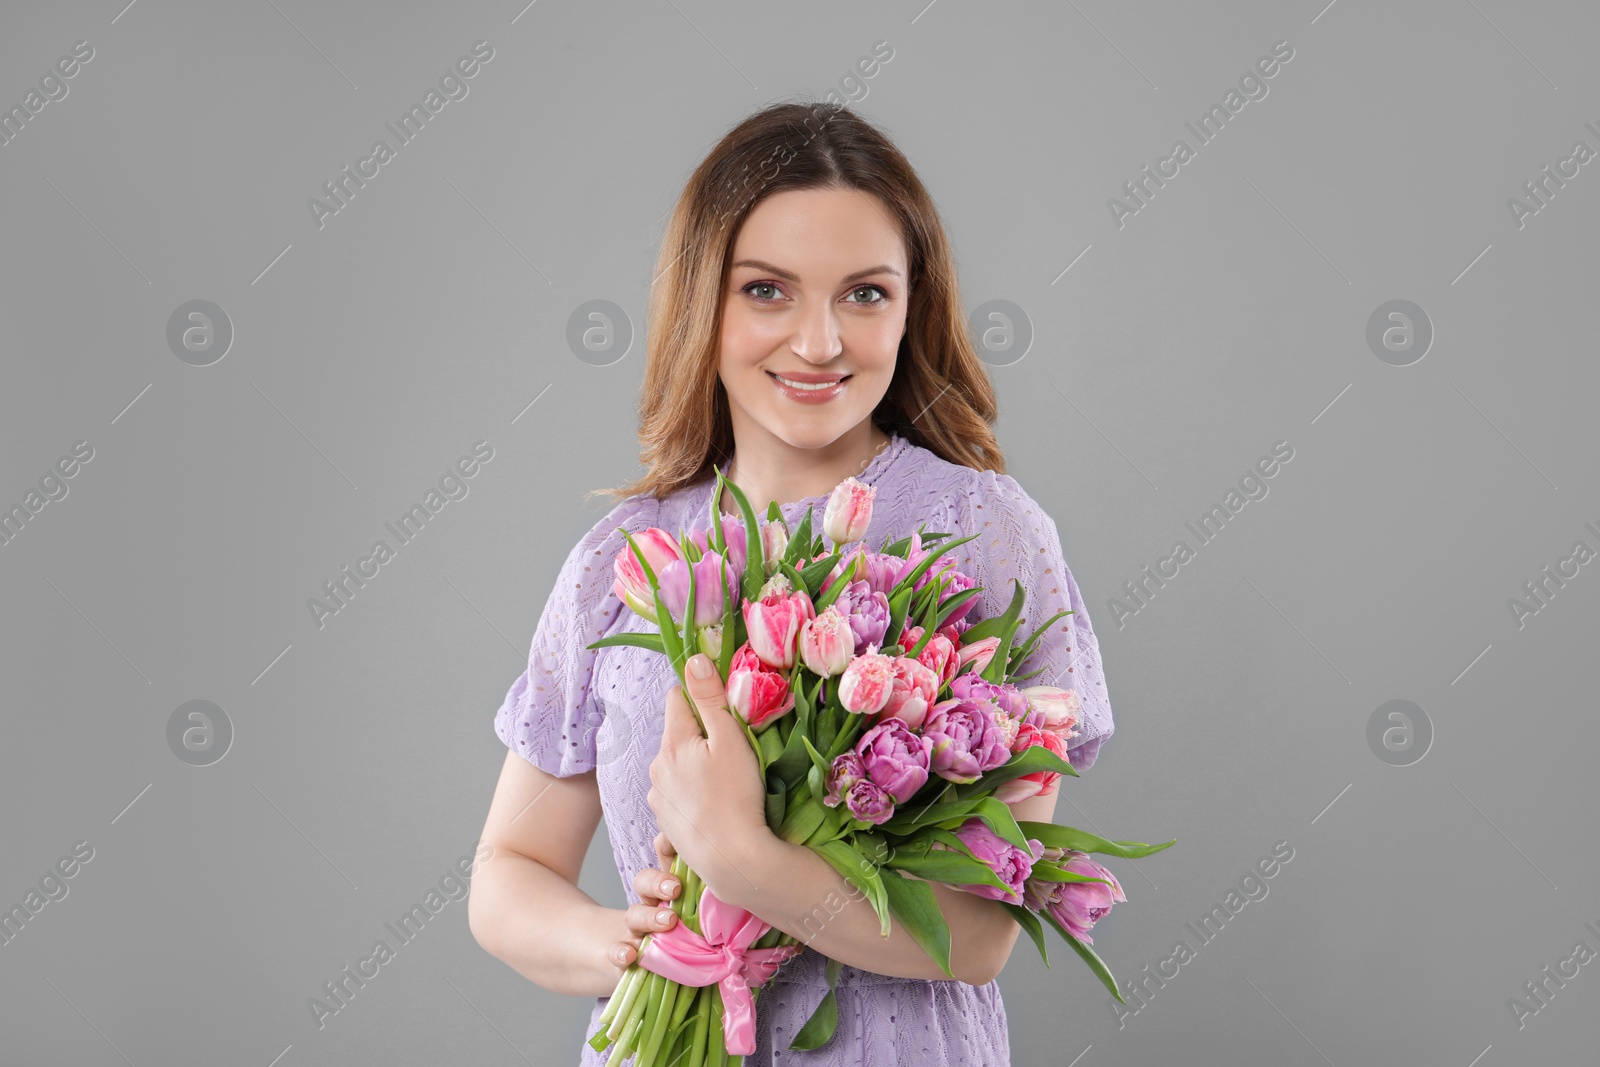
[646,653,769,900]
[607,831,680,974]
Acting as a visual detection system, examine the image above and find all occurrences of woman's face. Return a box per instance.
[717,186,908,451]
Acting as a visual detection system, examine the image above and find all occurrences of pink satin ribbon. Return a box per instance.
[637,884,802,1055]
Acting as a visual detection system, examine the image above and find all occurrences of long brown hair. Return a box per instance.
[591,100,1005,504]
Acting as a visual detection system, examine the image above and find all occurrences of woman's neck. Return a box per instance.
[717,424,892,515]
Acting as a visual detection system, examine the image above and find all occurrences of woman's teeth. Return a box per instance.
[772,375,844,391]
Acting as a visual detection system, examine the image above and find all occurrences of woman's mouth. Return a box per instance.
[767,371,850,404]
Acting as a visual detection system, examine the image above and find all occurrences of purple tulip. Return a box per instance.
[949,820,1043,904]
[832,579,890,656]
[855,718,932,804]
[950,673,1029,723]
[689,513,748,585]
[851,551,899,598]
[843,778,896,825]
[1023,850,1126,944]
[822,752,866,807]
[922,697,1013,784]
[657,551,738,628]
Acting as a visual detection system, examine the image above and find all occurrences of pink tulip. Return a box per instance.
[994,722,1069,803]
[1024,850,1126,944]
[823,476,875,545]
[837,646,896,715]
[613,528,687,619]
[899,625,959,688]
[727,644,795,729]
[742,590,815,670]
[1022,685,1082,739]
[879,656,939,731]
[956,635,1001,675]
[799,605,855,678]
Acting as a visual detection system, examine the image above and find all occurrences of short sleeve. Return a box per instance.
[494,494,660,777]
[950,470,1115,771]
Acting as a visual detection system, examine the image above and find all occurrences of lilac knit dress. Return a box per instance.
[494,432,1115,1066]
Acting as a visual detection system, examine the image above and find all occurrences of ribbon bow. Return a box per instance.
[637,884,802,1055]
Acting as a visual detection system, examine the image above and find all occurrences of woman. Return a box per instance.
[469,101,1115,1065]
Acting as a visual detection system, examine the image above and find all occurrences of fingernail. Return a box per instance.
[656,909,674,925]
[662,879,678,894]
[616,948,628,964]
[690,655,713,679]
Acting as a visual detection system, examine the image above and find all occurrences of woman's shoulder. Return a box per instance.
[896,438,1037,522]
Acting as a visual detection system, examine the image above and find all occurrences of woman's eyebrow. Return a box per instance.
[731,259,903,284]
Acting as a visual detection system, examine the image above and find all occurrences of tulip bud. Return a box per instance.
[698,623,724,662]
[956,635,1001,675]
[823,476,875,545]
[761,519,789,563]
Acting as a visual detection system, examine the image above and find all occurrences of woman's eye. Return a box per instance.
[744,282,782,301]
[847,285,888,305]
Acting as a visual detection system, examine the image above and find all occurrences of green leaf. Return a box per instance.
[814,839,890,937]
[1041,907,1124,1002]
[764,780,787,829]
[758,725,786,767]
[979,580,1026,684]
[1006,607,1075,673]
[716,468,768,604]
[1016,821,1177,860]
[965,796,1030,852]
[584,632,666,654]
[882,842,1010,893]
[778,795,828,845]
[933,587,982,632]
[788,957,843,1050]
[784,508,815,567]
[800,735,833,778]
[1028,864,1121,886]
[770,718,818,791]
[881,794,982,834]
[798,552,840,595]
[880,868,954,979]
[999,902,1049,967]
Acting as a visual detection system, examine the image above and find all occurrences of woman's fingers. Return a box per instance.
[654,830,676,864]
[626,901,679,936]
[633,863,680,907]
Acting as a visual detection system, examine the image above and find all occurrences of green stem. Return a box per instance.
[708,989,728,1067]
[604,966,649,1043]
[689,985,711,1064]
[607,1011,647,1067]
[637,970,678,1067]
[605,964,647,1041]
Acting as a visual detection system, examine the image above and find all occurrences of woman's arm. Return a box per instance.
[649,655,1067,987]
[469,750,636,999]
[705,779,1061,987]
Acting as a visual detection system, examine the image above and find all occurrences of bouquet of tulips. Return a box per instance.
[584,466,1174,1066]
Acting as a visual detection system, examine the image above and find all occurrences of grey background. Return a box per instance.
[2,1,1595,1064]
